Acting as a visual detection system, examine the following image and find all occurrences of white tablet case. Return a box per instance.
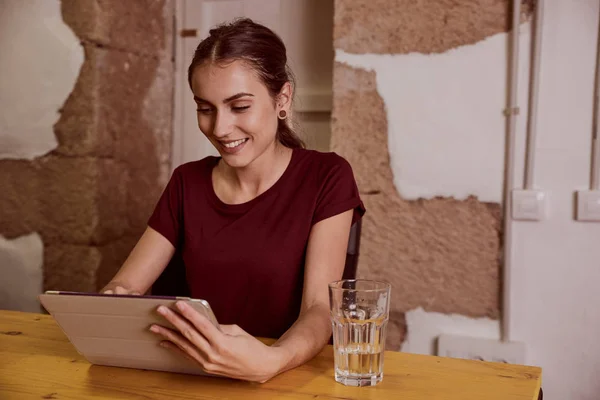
[39,291,220,376]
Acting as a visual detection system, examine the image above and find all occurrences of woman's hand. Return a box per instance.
[150,301,289,383]
[101,283,141,295]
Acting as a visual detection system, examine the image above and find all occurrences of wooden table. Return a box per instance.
[0,310,542,399]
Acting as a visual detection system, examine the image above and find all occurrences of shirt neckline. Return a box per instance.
[206,147,299,212]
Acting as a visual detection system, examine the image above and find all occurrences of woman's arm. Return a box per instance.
[270,209,354,373]
[101,226,175,295]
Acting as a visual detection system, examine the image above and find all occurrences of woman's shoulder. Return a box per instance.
[293,148,355,181]
[295,148,353,171]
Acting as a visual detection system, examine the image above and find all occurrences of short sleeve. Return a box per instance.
[312,155,366,226]
[147,166,184,247]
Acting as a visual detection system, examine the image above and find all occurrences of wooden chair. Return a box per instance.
[151,219,362,296]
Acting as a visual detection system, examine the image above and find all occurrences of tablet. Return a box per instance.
[38,290,220,376]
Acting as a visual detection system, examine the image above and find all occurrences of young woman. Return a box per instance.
[102,18,365,383]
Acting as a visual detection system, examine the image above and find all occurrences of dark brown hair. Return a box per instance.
[187,18,305,149]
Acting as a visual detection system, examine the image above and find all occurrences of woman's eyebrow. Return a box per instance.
[193,92,254,104]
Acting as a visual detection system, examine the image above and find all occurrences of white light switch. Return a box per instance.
[576,190,600,222]
[512,189,547,221]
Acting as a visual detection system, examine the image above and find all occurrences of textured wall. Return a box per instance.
[0,0,174,297]
[0,0,82,312]
[331,0,532,350]
[334,0,533,54]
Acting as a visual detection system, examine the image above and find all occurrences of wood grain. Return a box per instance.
[0,310,541,399]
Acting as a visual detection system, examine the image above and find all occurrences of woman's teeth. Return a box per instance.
[223,139,247,148]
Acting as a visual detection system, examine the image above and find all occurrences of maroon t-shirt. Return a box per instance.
[148,148,365,338]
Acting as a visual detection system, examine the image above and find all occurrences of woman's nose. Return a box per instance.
[212,111,233,138]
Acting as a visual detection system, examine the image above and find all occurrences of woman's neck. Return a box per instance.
[217,141,293,201]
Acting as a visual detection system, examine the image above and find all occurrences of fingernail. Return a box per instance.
[176,301,186,311]
[150,325,159,333]
[157,306,167,315]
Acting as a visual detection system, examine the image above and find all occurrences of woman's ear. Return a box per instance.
[277,82,293,113]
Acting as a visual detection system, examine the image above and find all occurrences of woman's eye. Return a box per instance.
[232,106,250,112]
[197,108,212,114]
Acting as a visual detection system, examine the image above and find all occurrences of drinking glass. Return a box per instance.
[328,279,391,386]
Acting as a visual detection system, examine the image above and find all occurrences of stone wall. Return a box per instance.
[331,0,533,350]
[0,0,174,298]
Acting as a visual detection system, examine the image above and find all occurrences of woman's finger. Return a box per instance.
[156,305,213,358]
[175,301,223,345]
[114,286,128,295]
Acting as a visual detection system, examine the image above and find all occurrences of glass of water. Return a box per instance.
[328,279,391,386]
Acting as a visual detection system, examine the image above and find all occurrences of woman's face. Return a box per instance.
[190,60,288,168]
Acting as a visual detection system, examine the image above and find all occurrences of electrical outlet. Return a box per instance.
[512,189,547,221]
[576,190,600,222]
[437,334,526,365]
